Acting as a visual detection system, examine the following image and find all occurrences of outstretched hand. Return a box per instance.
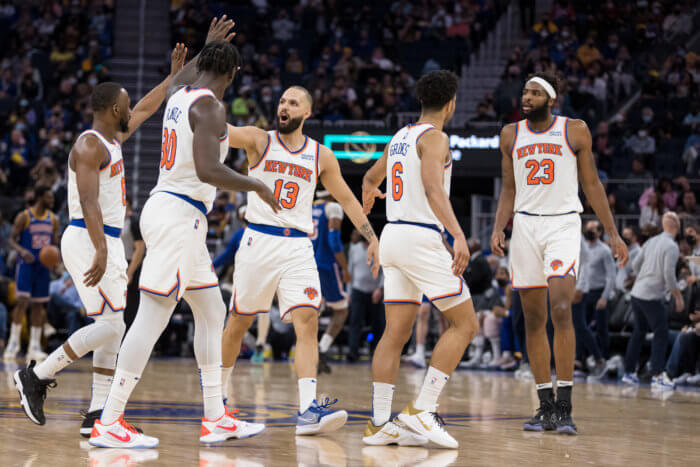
[362,187,385,215]
[170,43,187,76]
[206,15,236,44]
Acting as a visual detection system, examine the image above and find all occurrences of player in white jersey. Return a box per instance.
[219,85,383,437]
[13,45,187,436]
[92,18,279,448]
[362,70,477,448]
[490,72,628,435]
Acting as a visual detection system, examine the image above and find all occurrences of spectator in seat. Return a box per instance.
[639,190,666,227]
[679,191,700,219]
[626,128,656,159]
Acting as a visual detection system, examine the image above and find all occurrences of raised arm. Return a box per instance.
[574,118,628,266]
[319,145,380,277]
[190,97,280,211]
[72,135,110,286]
[418,129,469,276]
[167,16,236,98]
[117,44,187,143]
[8,211,33,263]
[490,123,516,257]
[361,145,388,214]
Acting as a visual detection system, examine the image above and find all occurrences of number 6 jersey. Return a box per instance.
[512,116,582,215]
[385,123,452,230]
[246,130,320,234]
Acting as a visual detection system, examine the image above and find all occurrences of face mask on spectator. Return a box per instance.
[642,115,652,123]
[584,230,596,241]
[687,235,697,247]
[497,279,508,288]
[623,236,632,246]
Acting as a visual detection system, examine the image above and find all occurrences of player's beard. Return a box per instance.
[277,115,303,134]
[119,116,129,133]
[522,101,549,122]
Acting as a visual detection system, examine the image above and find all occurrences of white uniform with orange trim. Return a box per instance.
[380,123,470,311]
[231,130,322,322]
[138,86,228,301]
[62,129,128,317]
[509,116,582,289]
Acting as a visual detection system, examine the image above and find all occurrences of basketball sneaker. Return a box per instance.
[362,418,428,446]
[296,398,348,435]
[26,346,48,361]
[80,409,143,438]
[318,352,332,374]
[200,409,265,444]
[14,360,56,425]
[3,342,19,360]
[651,372,675,391]
[402,352,427,369]
[89,415,159,448]
[554,400,577,435]
[621,372,639,385]
[523,397,556,432]
[396,402,458,449]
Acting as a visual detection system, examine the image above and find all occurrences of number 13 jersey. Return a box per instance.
[246,130,320,234]
[512,116,582,215]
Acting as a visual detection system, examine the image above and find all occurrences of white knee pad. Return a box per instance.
[92,316,125,370]
[67,315,126,358]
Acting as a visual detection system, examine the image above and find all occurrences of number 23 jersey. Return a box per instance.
[512,116,582,215]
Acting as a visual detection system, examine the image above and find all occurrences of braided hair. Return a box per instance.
[197,41,240,76]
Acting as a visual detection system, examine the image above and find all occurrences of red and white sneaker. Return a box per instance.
[200,409,265,444]
[89,415,159,449]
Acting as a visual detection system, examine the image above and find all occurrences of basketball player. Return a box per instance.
[92,17,278,448]
[4,185,59,361]
[12,45,188,433]
[220,85,380,436]
[362,70,477,448]
[490,72,628,435]
[312,190,350,374]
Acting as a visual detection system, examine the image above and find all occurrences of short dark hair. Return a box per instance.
[34,185,51,198]
[197,41,240,76]
[415,70,458,111]
[526,72,559,96]
[91,82,124,112]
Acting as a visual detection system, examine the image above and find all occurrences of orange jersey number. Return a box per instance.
[273,179,299,209]
[391,162,404,201]
[525,159,554,185]
[121,176,127,206]
[160,129,177,170]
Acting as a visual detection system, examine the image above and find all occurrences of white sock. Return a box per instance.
[88,373,113,412]
[200,365,225,421]
[222,365,234,390]
[319,333,334,353]
[415,344,426,358]
[298,377,317,413]
[414,366,449,412]
[490,337,501,361]
[536,382,553,390]
[29,326,42,348]
[557,380,573,388]
[33,345,73,379]
[100,368,141,425]
[372,382,394,426]
[8,322,21,347]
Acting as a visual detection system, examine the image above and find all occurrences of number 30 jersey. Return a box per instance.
[512,116,582,215]
[385,123,452,231]
[151,86,229,213]
[246,130,319,234]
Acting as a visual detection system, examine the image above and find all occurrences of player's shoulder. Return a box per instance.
[500,122,518,138]
[499,122,519,152]
[563,117,589,134]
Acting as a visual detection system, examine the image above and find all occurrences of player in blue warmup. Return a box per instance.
[312,190,351,374]
[4,186,59,361]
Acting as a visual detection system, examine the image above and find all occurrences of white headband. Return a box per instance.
[527,77,556,99]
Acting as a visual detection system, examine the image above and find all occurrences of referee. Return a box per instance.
[622,212,683,390]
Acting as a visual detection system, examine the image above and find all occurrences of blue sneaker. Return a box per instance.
[296,398,348,435]
[251,351,264,363]
[621,372,639,385]
[651,372,675,391]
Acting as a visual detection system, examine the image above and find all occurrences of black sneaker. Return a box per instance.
[13,360,56,425]
[318,352,332,374]
[555,400,578,435]
[523,398,556,432]
[80,409,144,438]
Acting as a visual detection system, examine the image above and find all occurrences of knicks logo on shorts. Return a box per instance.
[247,237,253,246]
[304,287,318,300]
[550,260,563,271]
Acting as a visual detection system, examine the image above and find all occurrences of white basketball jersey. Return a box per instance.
[68,130,126,229]
[512,116,582,215]
[151,86,229,212]
[246,130,319,233]
[385,123,452,230]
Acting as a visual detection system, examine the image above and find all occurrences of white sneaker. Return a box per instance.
[396,402,458,449]
[362,419,428,446]
[402,353,427,369]
[25,347,47,361]
[651,372,675,391]
[200,409,265,444]
[621,372,639,385]
[687,373,700,385]
[3,343,19,360]
[43,322,56,338]
[89,415,159,448]
[672,373,692,385]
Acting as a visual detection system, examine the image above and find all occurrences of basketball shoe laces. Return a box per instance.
[429,411,447,431]
[118,416,139,433]
[314,397,339,410]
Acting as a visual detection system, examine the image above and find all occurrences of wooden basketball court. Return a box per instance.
[1,358,699,466]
